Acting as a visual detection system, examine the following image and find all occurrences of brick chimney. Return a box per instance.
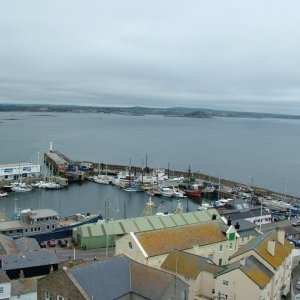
[277,230,285,245]
[267,240,276,256]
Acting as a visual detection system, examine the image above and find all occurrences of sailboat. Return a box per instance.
[11,165,32,192]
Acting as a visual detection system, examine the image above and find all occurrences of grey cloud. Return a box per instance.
[0,0,300,114]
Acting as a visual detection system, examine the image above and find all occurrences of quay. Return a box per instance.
[44,149,300,203]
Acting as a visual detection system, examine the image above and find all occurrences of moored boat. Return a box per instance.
[0,191,8,197]
[0,205,102,242]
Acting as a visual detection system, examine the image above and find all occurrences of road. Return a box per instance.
[45,244,115,262]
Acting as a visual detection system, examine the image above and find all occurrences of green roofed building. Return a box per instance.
[73,209,220,249]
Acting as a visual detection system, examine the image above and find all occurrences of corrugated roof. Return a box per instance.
[75,209,221,238]
[102,222,124,235]
[217,255,273,289]
[169,214,187,226]
[161,250,222,279]
[230,229,293,269]
[121,220,140,232]
[134,218,153,232]
[147,216,165,230]
[137,221,227,257]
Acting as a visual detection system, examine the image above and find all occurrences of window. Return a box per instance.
[180,290,187,300]
[219,245,223,251]
[0,287,3,293]
[229,242,233,250]
[222,280,229,286]
[221,294,228,299]
[128,241,132,249]
[219,258,222,266]
[57,296,65,300]
[45,291,51,300]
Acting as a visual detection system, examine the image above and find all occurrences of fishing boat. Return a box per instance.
[0,201,103,242]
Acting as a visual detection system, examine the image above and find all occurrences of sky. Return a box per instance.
[0,1,300,114]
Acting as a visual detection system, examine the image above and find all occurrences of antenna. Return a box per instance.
[50,141,53,152]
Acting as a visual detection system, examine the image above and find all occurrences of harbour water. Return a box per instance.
[0,112,299,218]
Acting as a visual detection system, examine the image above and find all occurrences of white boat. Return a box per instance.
[94,174,112,185]
[0,191,8,197]
[32,180,61,189]
[11,184,32,193]
[160,187,174,198]
[161,176,185,187]
[172,188,186,198]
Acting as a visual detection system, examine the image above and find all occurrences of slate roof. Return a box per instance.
[216,255,273,289]
[161,250,222,279]
[222,207,269,221]
[11,277,38,296]
[137,221,227,257]
[231,219,260,238]
[67,255,187,300]
[15,237,41,252]
[0,269,10,284]
[1,250,58,270]
[0,234,19,255]
[230,229,293,269]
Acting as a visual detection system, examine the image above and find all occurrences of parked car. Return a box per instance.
[292,221,300,227]
[296,278,300,290]
[39,241,47,248]
[58,239,67,247]
[47,240,56,247]
[288,239,300,247]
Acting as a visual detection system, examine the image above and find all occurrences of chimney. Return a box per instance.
[227,216,231,226]
[267,240,276,256]
[19,269,24,283]
[277,230,285,245]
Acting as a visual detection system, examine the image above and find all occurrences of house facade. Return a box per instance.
[116,221,240,268]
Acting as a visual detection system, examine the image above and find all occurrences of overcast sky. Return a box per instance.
[0,1,300,114]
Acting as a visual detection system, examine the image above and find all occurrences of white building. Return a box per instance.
[0,163,40,182]
[0,269,11,300]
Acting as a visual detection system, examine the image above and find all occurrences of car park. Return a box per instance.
[47,240,56,247]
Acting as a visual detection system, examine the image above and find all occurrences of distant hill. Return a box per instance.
[0,104,299,120]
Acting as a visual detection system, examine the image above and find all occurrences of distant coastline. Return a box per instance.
[0,104,299,120]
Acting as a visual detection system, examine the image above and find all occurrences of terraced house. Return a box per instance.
[116,219,293,300]
[115,219,240,268]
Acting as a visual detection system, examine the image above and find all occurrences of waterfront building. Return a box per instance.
[73,209,221,250]
[0,163,40,182]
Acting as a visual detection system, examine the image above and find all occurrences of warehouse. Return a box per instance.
[73,209,220,249]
